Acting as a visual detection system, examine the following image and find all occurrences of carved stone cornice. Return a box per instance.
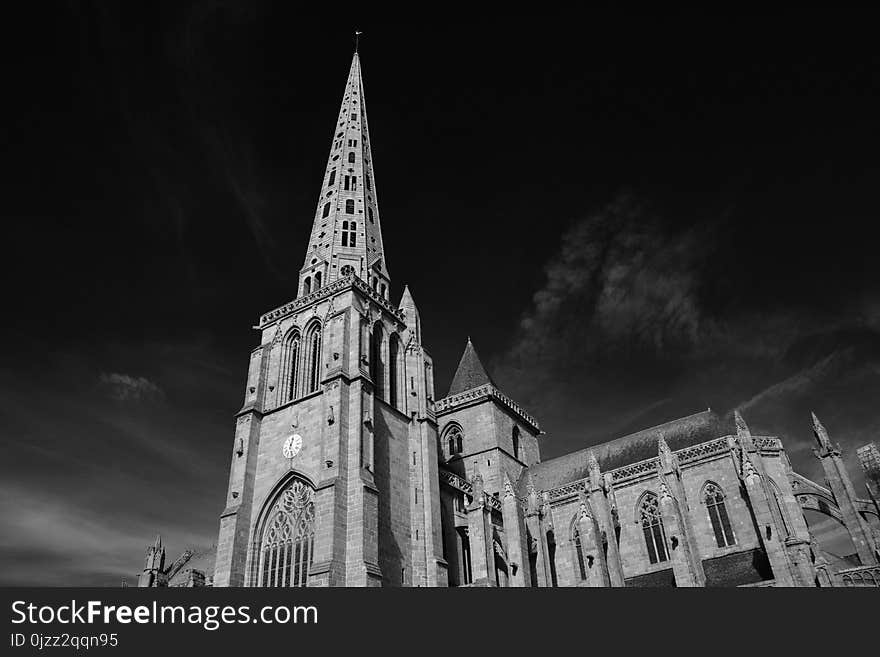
[434,383,540,433]
[257,274,405,329]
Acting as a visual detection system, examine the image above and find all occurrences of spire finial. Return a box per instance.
[811,411,834,452]
[734,409,755,451]
[734,409,748,436]
[502,471,515,499]
[354,30,362,53]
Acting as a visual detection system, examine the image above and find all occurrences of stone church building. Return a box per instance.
[137,51,880,588]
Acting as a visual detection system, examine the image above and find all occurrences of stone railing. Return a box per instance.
[675,437,729,465]
[438,469,473,496]
[258,274,405,328]
[611,458,660,484]
[434,384,540,432]
[607,435,781,486]
[439,432,785,508]
[548,435,783,495]
[753,436,782,451]
[837,564,880,587]
[547,480,587,501]
[437,469,502,512]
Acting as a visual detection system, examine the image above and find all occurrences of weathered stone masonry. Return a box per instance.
[136,50,880,589]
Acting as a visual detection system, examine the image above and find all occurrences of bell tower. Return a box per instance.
[213,48,447,587]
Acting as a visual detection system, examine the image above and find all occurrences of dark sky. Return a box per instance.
[2,6,880,584]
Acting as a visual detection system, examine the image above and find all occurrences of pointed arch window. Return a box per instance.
[322,202,331,218]
[703,482,735,548]
[304,323,322,394]
[314,271,322,289]
[327,170,336,186]
[302,277,311,296]
[257,479,315,587]
[639,492,668,564]
[512,426,521,461]
[281,331,301,401]
[443,424,463,457]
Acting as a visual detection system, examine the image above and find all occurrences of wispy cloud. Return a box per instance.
[492,191,880,504]
[99,372,164,402]
[506,194,718,370]
[738,350,848,412]
[0,337,237,585]
[0,482,214,586]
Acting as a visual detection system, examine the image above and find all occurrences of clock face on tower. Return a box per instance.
[282,434,303,459]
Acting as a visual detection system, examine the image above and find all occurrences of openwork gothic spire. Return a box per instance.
[299,51,389,299]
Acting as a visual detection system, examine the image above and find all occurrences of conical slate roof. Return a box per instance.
[447,338,496,397]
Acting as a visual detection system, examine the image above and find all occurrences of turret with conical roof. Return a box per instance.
[447,338,496,397]
[435,338,541,496]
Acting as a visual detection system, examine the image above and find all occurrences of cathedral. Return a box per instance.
[137,51,880,588]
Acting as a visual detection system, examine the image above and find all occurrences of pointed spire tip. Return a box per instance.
[447,337,495,396]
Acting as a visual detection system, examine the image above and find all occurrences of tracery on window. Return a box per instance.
[703,482,736,548]
[639,492,668,564]
[258,479,315,587]
[281,330,300,401]
[443,424,464,456]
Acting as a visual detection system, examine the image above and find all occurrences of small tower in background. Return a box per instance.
[857,442,880,494]
[435,338,541,495]
[137,535,166,587]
